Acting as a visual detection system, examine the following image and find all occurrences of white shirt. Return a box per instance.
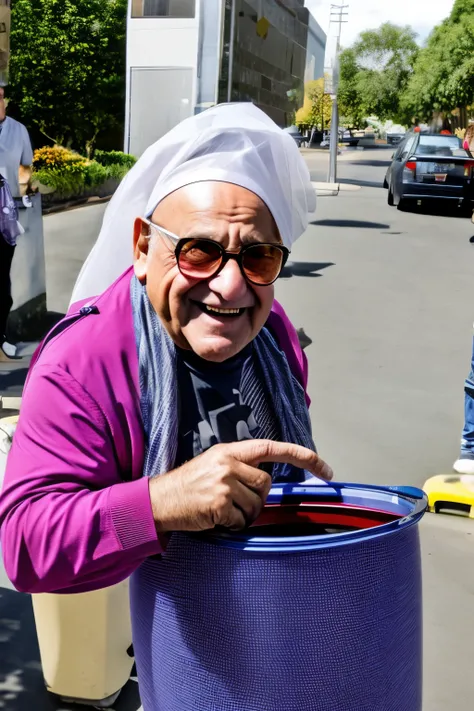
[0,116,34,197]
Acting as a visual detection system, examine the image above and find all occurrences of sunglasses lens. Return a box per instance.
[242,245,284,285]
[178,239,223,278]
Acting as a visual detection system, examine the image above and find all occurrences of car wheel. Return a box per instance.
[383,177,388,189]
[387,187,394,206]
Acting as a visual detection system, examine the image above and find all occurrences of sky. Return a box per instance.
[305,0,456,49]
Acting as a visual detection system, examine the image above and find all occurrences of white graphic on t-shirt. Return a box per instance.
[190,389,259,456]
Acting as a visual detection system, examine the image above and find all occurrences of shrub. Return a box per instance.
[104,163,130,181]
[33,167,87,198]
[33,145,86,171]
[32,145,134,199]
[94,149,137,169]
[84,161,109,188]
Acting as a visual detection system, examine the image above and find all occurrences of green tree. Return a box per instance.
[337,23,419,124]
[400,0,474,122]
[337,49,366,127]
[9,0,127,153]
[295,78,333,130]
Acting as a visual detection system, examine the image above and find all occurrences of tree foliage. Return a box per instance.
[295,78,333,129]
[337,23,419,125]
[8,0,127,152]
[400,0,474,122]
[337,49,366,127]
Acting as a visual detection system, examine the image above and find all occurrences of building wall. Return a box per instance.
[125,7,200,155]
[11,196,46,313]
[125,0,322,152]
[195,0,223,113]
[220,0,310,127]
[305,13,326,82]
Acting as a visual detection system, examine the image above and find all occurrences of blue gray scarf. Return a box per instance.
[131,277,315,481]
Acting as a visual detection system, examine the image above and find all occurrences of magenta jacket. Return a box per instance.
[0,268,309,594]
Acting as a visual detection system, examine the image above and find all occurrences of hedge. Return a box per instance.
[94,150,136,169]
[32,146,137,200]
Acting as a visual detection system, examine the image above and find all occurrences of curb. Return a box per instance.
[312,181,362,196]
[312,181,339,197]
[43,195,112,216]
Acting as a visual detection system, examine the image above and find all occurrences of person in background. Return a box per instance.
[453,123,474,474]
[453,335,474,475]
[439,117,453,135]
[0,85,34,361]
[463,124,474,153]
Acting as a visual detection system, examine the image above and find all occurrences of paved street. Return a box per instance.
[1,147,473,710]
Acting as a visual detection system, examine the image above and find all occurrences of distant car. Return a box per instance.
[383,133,474,211]
[386,132,405,145]
[283,126,306,148]
[320,132,330,148]
[339,129,359,147]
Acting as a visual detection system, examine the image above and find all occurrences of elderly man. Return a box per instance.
[0,85,34,360]
[0,104,332,710]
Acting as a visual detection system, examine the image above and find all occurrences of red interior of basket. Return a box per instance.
[250,504,401,535]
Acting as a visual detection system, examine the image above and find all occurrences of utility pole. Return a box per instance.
[327,4,348,184]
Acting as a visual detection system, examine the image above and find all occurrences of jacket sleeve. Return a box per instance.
[0,364,162,594]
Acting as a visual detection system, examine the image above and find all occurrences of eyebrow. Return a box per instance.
[182,228,279,245]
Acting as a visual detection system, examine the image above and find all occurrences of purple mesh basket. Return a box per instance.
[131,482,427,711]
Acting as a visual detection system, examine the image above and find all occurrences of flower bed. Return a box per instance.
[31,146,136,207]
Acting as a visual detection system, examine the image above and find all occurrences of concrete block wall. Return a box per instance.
[9,194,47,338]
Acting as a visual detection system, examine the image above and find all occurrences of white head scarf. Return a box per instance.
[71,103,316,305]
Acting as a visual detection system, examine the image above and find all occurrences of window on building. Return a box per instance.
[131,0,196,18]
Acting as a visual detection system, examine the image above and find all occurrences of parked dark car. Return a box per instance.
[339,129,359,146]
[384,133,474,211]
[283,126,306,148]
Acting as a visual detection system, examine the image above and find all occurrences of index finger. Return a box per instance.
[227,440,333,481]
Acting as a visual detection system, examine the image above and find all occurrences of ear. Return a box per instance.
[133,217,150,283]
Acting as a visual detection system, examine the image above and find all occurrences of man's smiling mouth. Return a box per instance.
[194,301,248,318]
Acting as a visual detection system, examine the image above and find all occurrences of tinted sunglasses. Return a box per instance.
[142,218,289,286]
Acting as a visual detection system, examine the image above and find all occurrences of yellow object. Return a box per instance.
[32,580,134,706]
[256,17,270,39]
[423,474,474,518]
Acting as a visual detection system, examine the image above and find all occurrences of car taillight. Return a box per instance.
[405,161,417,172]
[464,161,474,177]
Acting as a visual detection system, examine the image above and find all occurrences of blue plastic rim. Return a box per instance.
[198,481,428,553]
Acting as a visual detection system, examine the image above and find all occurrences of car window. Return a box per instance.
[415,135,464,157]
[400,135,416,160]
[394,137,410,160]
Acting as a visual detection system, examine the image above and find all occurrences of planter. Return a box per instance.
[132,482,427,711]
[36,178,121,211]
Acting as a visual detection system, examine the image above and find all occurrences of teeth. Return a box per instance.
[204,305,242,314]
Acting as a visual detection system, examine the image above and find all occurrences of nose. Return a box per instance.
[207,257,249,302]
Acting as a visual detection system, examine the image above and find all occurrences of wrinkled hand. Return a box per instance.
[149,440,333,533]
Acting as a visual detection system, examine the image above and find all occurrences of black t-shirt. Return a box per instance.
[176,344,280,466]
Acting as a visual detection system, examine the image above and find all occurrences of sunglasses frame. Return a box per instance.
[141,218,289,286]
